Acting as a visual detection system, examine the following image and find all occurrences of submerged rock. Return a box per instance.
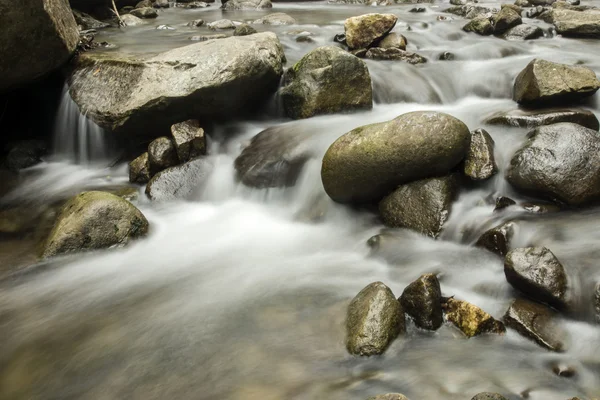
[505,247,569,309]
[69,33,284,138]
[344,13,398,50]
[365,48,427,64]
[222,0,272,10]
[146,158,213,201]
[129,152,151,184]
[253,13,296,25]
[476,221,515,257]
[322,111,470,204]
[503,23,544,39]
[463,16,494,35]
[42,191,149,258]
[484,108,600,130]
[279,46,372,120]
[379,175,459,238]
[506,123,600,206]
[464,128,497,181]
[170,120,206,162]
[400,274,443,330]
[0,0,79,92]
[504,298,565,351]
[513,59,600,106]
[443,297,506,337]
[148,137,178,175]
[551,9,600,38]
[346,282,405,356]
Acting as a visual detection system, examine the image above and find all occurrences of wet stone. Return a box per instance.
[400,273,443,330]
[148,137,178,176]
[365,48,427,64]
[170,119,206,163]
[494,196,517,211]
[476,221,516,257]
[594,282,600,324]
[234,24,257,36]
[146,158,213,201]
[367,395,410,400]
[503,298,565,351]
[443,297,506,337]
[484,108,600,130]
[129,152,151,184]
[471,394,508,400]
[464,128,498,181]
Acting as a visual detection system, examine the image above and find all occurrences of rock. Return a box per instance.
[0,0,79,92]
[156,24,174,30]
[505,247,569,309]
[279,46,372,120]
[367,395,410,400]
[463,16,494,35]
[154,0,170,7]
[450,0,468,4]
[234,124,313,188]
[447,5,494,19]
[443,297,506,337]
[365,48,427,64]
[464,128,497,181]
[178,1,210,7]
[136,0,152,7]
[552,9,600,38]
[503,298,565,351]
[41,191,149,258]
[208,19,236,30]
[503,23,544,39]
[438,51,455,60]
[130,6,158,18]
[73,10,111,30]
[187,19,205,27]
[346,282,405,356]
[69,33,284,138]
[5,140,47,171]
[122,14,146,26]
[515,0,531,6]
[129,152,151,184]
[513,59,600,106]
[189,34,228,41]
[146,158,213,200]
[400,274,443,330]
[492,7,523,34]
[484,108,599,130]
[377,33,407,50]
[253,13,296,25]
[409,7,427,12]
[521,202,561,213]
[170,120,206,162]
[594,282,600,323]
[471,394,508,400]
[234,23,257,35]
[222,0,272,10]
[476,221,515,257]
[494,196,517,211]
[344,13,398,50]
[148,137,178,175]
[379,175,459,238]
[507,123,600,206]
[322,111,470,204]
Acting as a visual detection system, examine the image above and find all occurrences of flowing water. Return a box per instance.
[1,1,600,399]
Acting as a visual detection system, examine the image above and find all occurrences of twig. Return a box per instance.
[110,0,126,28]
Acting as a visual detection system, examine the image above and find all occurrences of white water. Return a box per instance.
[1,2,600,400]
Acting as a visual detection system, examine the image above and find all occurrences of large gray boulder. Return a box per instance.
[279,46,372,120]
[400,274,443,330]
[503,298,565,351]
[42,191,149,258]
[484,108,600,130]
[505,247,569,310]
[69,33,285,138]
[378,175,459,238]
[321,111,470,204]
[0,0,79,92]
[146,158,213,201]
[513,59,600,106]
[552,9,600,38]
[344,13,398,50]
[346,282,405,356]
[507,123,600,206]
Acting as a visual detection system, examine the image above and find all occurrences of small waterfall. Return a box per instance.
[52,85,112,164]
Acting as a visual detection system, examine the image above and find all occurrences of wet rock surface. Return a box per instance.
[484,108,600,130]
[476,221,516,257]
[146,158,213,201]
[502,23,544,39]
[129,152,151,184]
[504,298,565,351]
[443,297,506,337]
[551,8,600,37]
[365,48,427,64]
[148,137,178,175]
[344,13,398,50]
[594,282,600,323]
[464,128,497,181]
[471,393,508,400]
[170,120,206,163]
[366,395,410,400]
[400,273,443,330]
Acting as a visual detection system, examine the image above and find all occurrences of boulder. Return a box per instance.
[73,10,111,30]
[379,175,459,238]
[503,23,544,39]
[463,16,494,35]
[322,111,470,204]
[447,5,494,19]
[594,282,600,323]
[400,274,443,330]
[148,137,178,175]
[4,140,47,171]
[492,7,523,33]
[513,59,600,106]
[344,13,398,50]
[476,221,515,257]
[346,282,405,356]
[506,123,600,206]
[443,297,506,337]
[279,46,372,120]
[365,48,427,64]
[129,6,158,18]
[208,19,236,30]
[494,196,517,211]
[41,191,149,258]
[552,9,600,38]
[146,158,213,200]
[471,394,508,400]
[253,13,296,25]
[484,108,599,130]
[122,14,146,26]
[0,0,79,92]
[129,152,151,184]
[135,0,152,7]
[377,33,407,50]
[69,33,285,138]
[464,128,497,181]
[222,0,272,10]
[190,34,228,41]
[505,247,569,309]
[503,298,565,351]
[170,120,206,162]
[234,23,257,35]
[187,19,205,27]
[234,124,313,188]
[367,395,409,400]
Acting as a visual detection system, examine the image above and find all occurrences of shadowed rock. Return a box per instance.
[504,298,566,351]
[484,108,599,130]
[400,274,443,330]
[476,221,516,257]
